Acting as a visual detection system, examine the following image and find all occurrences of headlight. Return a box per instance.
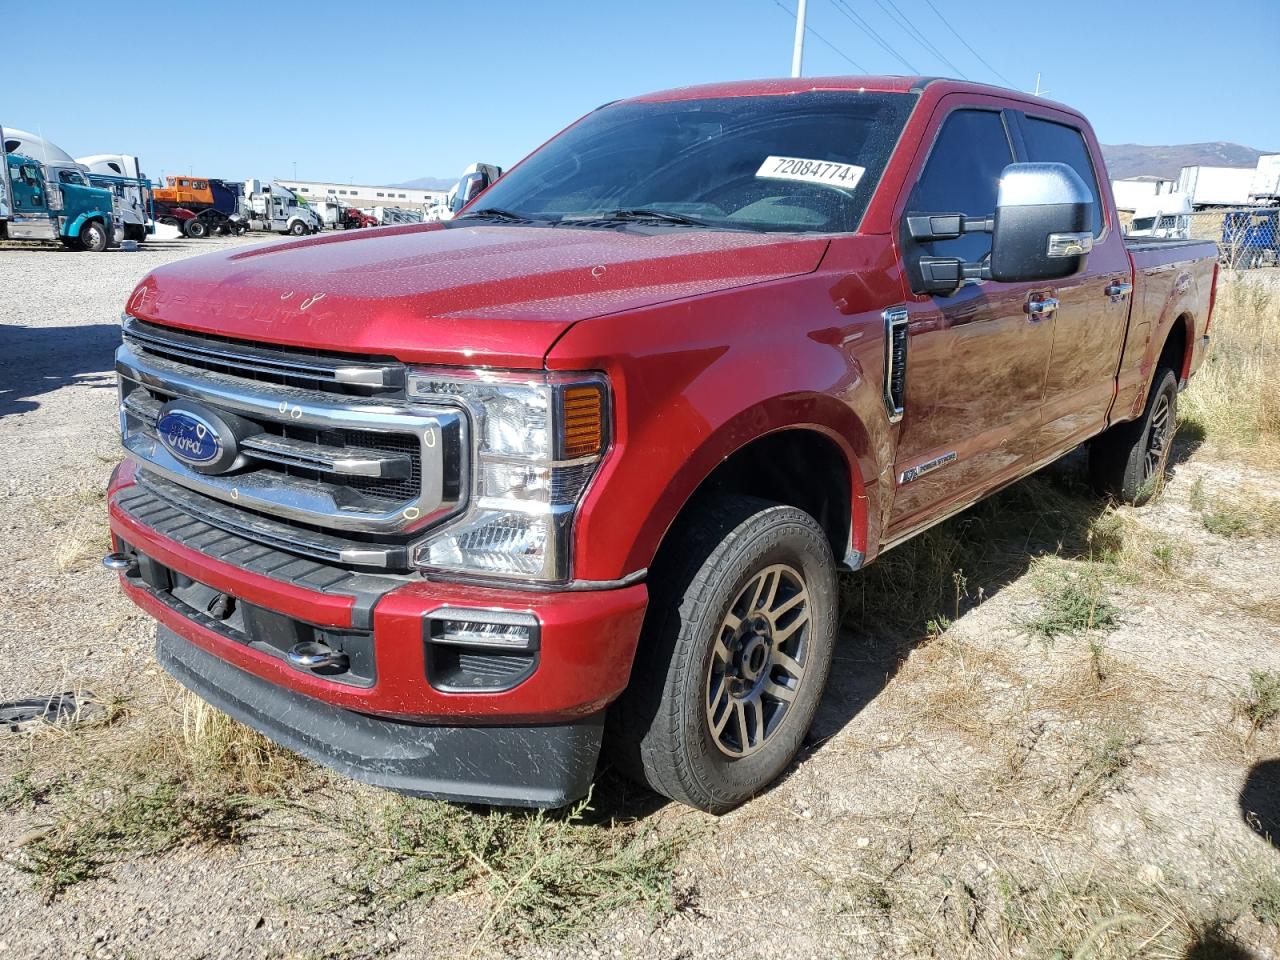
[407,368,609,581]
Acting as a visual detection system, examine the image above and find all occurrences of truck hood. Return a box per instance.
[126,223,829,367]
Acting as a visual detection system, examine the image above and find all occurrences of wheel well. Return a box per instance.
[1158,314,1190,382]
[680,430,852,564]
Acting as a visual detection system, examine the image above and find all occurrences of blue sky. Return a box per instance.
[6,0,1276,186]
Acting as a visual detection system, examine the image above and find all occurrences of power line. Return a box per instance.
[873,0,969,79]
[921,0,1015,88]
[829,0,920,73]
[770,0,869,73]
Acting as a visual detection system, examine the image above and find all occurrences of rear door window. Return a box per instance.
[1020,116,1104,237]
[907,109,1014,263]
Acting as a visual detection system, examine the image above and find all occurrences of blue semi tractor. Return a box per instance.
[1,124,119,251]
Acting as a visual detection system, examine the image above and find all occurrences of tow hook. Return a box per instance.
[102,552,137,574]
[286,641,349,673]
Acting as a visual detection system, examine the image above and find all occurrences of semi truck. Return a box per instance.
[240,179,322,235]
[105,77,1218,812]
[77,154,153,243]
[152,176,245,238]
[1,125,118,250]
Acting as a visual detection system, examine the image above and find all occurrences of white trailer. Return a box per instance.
[240,180,322,236]
[1251,154,1280,202]
[1176,165,1256,207]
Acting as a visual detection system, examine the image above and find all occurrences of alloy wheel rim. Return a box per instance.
[705,563,811,758]
[1144,392,1173,481]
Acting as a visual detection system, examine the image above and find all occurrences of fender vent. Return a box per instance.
[883,307,909,422]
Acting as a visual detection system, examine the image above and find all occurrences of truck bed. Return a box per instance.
[1123,236,1217,255]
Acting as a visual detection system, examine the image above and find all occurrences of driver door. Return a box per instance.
[885,104,1056,539]
[8,159,45,213]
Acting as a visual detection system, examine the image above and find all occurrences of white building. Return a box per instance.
[277,179,448,216]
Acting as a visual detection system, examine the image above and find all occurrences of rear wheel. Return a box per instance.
[608,495,837,813]
[184,218,208,239]
[77,220,108,252]
[1088,366,1178,505]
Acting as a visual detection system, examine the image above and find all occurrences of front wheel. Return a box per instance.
[77,220,109,252]
[184,218,208,239]
[289,220,307,236]
[608,495,837,813]
[1089,366,1178,505]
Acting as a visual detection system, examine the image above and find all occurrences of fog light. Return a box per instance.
[428,608,540,652]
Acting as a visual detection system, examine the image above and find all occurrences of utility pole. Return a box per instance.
[292,160,298,181]
[791,0,807,78]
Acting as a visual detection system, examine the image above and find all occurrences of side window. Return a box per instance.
[907,109,1014,263]
[1021,117,1104,237]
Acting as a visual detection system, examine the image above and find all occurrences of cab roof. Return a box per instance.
[625,75,1083,121]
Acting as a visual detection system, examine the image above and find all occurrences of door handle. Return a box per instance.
[1105,281,1133,298]
[1026,293,1059,319]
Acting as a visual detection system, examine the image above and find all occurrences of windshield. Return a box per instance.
[58,170,86,186]
[466,92,914,234]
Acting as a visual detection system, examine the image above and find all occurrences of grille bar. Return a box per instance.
[123,389,415,481]
[131,472,411,570]
[122,315,405,394]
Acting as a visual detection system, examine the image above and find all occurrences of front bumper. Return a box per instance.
[107,463,648,805]
[157,626,602,807]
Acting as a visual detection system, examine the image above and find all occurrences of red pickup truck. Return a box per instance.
[105,76,1217,813]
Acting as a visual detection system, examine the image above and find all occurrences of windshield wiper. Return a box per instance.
[560,208,714,228]
[455,208,542,223]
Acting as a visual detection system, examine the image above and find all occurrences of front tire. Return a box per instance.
[77,220,108,252]
[1089,366,1178,505]
[184,218,208,239]
[608,495,838,813]
[289,220,307,237]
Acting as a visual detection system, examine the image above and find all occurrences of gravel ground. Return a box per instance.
[1,237,1279,959]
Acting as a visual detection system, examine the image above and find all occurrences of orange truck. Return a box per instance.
[152,176,216,209]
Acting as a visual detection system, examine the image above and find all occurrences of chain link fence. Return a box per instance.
[1119,206,1279,270]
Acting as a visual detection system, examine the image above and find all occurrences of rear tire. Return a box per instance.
[184,218,208,239]
[1088,366,1178,505]
[77,220,108,252]
[607,495,838,813]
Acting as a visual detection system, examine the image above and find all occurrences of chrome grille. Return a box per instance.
[122,315,405,396]
[115,332,467,540]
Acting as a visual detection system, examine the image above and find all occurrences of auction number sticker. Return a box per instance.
[756,156,865,188]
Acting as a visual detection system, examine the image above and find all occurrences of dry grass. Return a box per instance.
[32,485,112,572]
[333,792,693,947]
[1181,276,1280,455]
[1,680,308,899]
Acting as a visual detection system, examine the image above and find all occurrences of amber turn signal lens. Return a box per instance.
[561,385,605,459]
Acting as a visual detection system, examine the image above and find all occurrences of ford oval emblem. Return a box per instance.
[157,409,222,465]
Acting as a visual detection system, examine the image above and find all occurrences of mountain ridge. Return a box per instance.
[389,176,455,191]
[1100,141,1274,181]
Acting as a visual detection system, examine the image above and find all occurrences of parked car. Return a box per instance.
[104,77,1218,813]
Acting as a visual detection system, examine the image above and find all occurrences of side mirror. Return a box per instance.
[906,161,1095,296]
[452,171,491,213]
[989,162,1094,282]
